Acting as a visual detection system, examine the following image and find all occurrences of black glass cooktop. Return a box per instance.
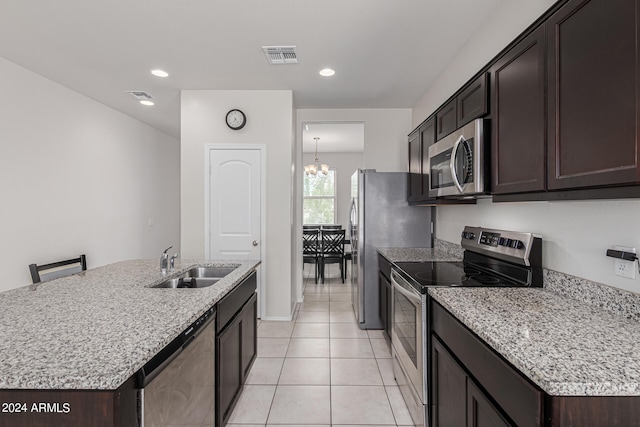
[394,261,525,289]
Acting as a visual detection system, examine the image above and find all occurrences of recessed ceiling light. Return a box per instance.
[319,68,335,77]
[151,69,169,78]
[140,100,155,106]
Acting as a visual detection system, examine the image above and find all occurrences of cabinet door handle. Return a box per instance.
[252,240,259,246]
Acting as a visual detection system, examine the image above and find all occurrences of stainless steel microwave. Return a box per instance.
[427,118,487,197]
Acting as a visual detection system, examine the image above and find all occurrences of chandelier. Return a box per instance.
[305,137,329,176]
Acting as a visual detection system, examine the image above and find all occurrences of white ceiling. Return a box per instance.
[0,0,506,139]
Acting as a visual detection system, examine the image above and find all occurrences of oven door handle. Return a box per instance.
[391,271,421,305]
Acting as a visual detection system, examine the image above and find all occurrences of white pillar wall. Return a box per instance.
[181,90,296,320]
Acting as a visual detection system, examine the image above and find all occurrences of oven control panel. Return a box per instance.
[460,226,541,267]
[479,231,500,247]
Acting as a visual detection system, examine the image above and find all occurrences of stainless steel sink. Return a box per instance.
[152,265,237,289]
[185,266,237,278]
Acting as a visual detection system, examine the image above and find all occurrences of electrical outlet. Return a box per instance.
[148,217,154,227]
[614,245,636,279]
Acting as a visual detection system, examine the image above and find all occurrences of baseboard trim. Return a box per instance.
[260,315,292,321]
[259,301,299,322]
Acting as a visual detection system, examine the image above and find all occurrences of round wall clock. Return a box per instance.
[226,109,246,130]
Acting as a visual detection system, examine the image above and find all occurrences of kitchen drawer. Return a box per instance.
[216,271,257,332]
[378,254,391,280]
[432,302,543,427]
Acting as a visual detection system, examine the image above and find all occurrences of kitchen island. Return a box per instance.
[0,259,259,426]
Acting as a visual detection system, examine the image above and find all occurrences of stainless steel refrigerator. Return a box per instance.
[349,169,432,329]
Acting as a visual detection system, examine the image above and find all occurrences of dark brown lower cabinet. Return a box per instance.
[467,380,511,427]
[217,310,243,426]
[241,293,258,379]
[432,301,640,427]
[0,377,138,427]
[378,255,392,338]
[432,336,513,427]
[216,290,257,427]
[432,336,467,426]
[379,270,391,339]
[433,302,543,427]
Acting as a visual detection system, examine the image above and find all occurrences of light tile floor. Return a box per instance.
[227,263,413,427]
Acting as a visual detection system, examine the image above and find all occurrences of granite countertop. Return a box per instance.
[0,259,259,390]
[377,247,462,263]
[429,287,640,396]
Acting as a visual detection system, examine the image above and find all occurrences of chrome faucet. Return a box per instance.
[160,246,172,274]
[169,253,179,272]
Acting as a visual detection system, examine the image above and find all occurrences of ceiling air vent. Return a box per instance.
[125,91,153,101]
[262,46,298,64]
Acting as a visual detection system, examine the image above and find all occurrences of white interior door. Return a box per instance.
[206,146,264,315]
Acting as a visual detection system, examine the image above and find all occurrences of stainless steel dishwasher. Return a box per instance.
[136,305,216,426]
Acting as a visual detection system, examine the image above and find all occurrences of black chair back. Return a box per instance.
[320,224,342,230]
[321,229,345,259]
[319,229,346,283]
[303,229,320,258]
[29,254,87,284]
[303,229,321,283]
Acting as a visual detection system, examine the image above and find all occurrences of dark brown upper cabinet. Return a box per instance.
[408,129,422,201]
[491,25,546,194]
[436,73,489,141]
[420,117,436,193]
[408,116,435,202]
[547,0,640,190]
[436,99,457,140]
[457,73,489,128]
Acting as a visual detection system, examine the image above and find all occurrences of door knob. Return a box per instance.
[252,240,259,246]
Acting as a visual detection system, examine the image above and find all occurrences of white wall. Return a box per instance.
[181,90,295,320]
[290,107,299,316]
[437,199,640,294]
[412,0,640,294]
[298,109,412,172]
[302,152,364,229]
[0,57,180,291]
[412,0,556,128]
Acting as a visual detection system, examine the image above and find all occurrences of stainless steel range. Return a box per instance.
[390,226,542,427]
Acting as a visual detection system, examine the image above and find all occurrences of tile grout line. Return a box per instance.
[328,262,334,426]
[261,263,403,427]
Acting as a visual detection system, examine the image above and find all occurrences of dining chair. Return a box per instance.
[320,229,345,283]
[302,229,321,284]
[29,254,87,284]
